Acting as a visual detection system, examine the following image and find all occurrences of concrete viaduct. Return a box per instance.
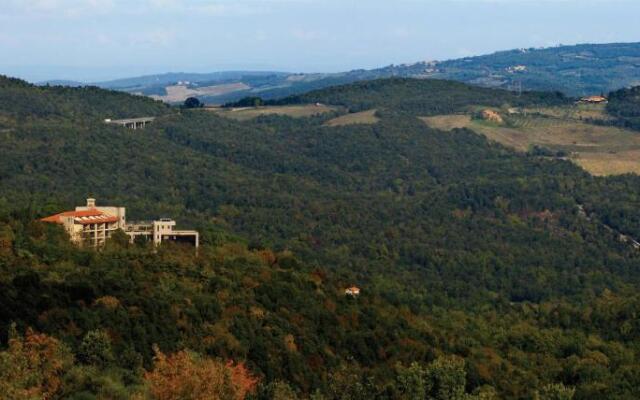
[104,117,155,130]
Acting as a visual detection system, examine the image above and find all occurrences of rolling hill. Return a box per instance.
[36,42,640,104]
[429,42,640,96]
[3,75,640,399]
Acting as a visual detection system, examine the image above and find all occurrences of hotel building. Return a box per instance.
[41,198,199,249]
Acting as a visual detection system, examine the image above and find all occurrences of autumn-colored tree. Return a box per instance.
[0,222,14,257]
[144,346,257,400]
[228,360,260,400]
[0,326,74,399]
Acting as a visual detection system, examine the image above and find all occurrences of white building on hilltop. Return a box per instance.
[41,198,198,249]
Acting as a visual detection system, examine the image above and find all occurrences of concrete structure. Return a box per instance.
[41,198,198,249]
[76,197,126,229]
[125,218,199,248]
[104,117,155,130]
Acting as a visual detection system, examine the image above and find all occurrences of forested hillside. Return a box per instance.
[427,42,640,96]
[2,76,640,399]
[273,78,568,114]
[607,86,640,130]
[0,75,169,120]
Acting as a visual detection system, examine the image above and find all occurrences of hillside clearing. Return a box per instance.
[574,150,640,176]
[422,110,640,176]
[208,104,336,121]
[150,83,250,103]
[324,109,379,127]
[524,103,616,122]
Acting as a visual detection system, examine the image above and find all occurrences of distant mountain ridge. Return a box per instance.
[37,42,640,103]
[38,79,85,87]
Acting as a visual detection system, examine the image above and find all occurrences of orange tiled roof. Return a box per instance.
[41,209,118,225]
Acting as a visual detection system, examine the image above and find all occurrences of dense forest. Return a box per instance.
[607,86,640,130]
[265,78,569,114]
[0,76,169,121]
[2,75,640,399]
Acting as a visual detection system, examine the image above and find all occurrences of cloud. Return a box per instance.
[291,28,326,41]
[0,32,19,46]
[439,0,631,2]
[390,27,411,39]
[3,0,115,17]
[2,0,311,18]
[130,29,177,47]
[2,0,632,18]
[146,0,315,16]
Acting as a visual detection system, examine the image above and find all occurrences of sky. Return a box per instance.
[1,0,640,82]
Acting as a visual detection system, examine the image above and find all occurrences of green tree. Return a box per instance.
[256,380,299,400]
[425,356,467,400]
[536,384,575,400]
[106,228,131,249]
[78,330,114,367]
[396,362,427,400]
[183,97,203,109]
[325,363,377,400]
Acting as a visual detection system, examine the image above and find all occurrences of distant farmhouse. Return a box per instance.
[579,95,608,104]
[41,198,198,249]
[345,286,361,297]
[506,65,527,73]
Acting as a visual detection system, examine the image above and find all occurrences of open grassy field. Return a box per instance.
[574,150,640,176]
[324,109,379,127]
[208,104,337,121]
[150,83,250,103]
[422,108,640,176]
[523,103,616,122]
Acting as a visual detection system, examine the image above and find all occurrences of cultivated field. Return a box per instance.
[523,103,617,122]
[573,150,640,176]
[422,107,640,176]
[208,104,337,121]
[150,83,250,103]
[324,109,379,127]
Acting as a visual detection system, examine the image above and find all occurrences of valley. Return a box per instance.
[6,0,640,396]
[2,74,640,399]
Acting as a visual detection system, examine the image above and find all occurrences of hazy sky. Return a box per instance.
[2,0,640,82]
